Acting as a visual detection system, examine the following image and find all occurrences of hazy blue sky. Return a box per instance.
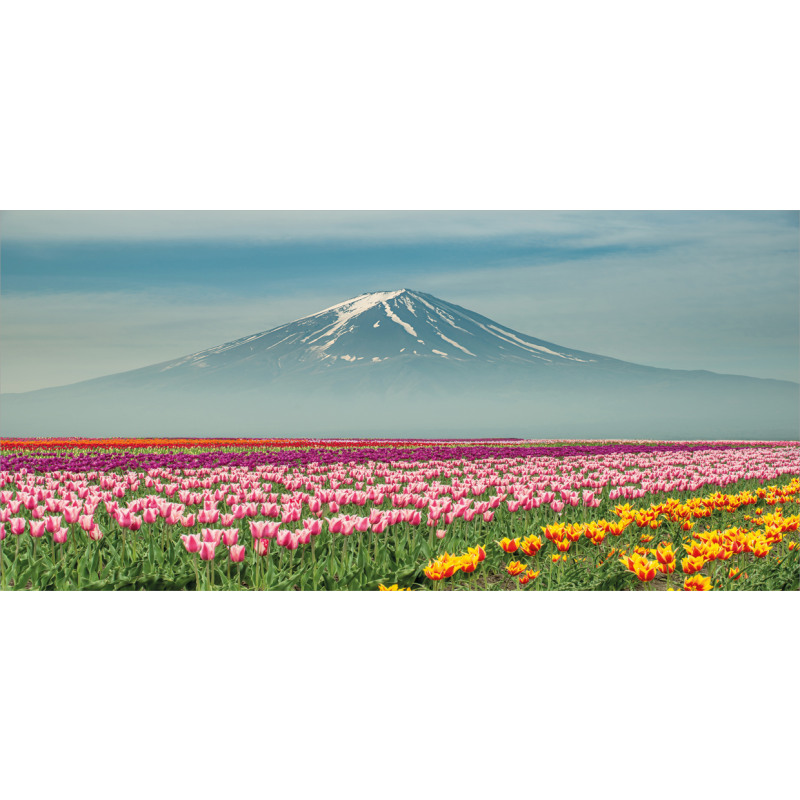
[2,210,798,392]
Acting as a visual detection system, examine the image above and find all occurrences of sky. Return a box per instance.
[1,210,798,393]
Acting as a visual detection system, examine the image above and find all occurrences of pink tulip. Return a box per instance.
[179,513,196,527]
[10,517,27,536]
[128,515,143,531]
[328,517,343,534]
[0,508,10,523]
[254,538,270,556]
[142,507,159,524]
[222,528,238,547]
[483,511,494,522]
[282,533,301,550]
[436,529,447,539]
[201,528,223,545]
[87,525,104,541]
[43,515,62,533]
[0,523,5,541]
[181,534,202,553]
[354,517,370,533]
[276,528,293,547]
[199,542,216,561]
[30,520,46,538]
[328,502,339,514]
[53,527,69,544]
[229,544,246,562]
[219,513,235,526]
[31,505,45,519]
[79,515,95,531]
[262,521,281,539]
[63,505,81,524]
[550,500,565,513]
[249,520,268,539]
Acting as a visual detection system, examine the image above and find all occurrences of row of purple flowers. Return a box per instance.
[0,441,778,475]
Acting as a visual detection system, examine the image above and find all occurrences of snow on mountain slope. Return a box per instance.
[154,288,618,379]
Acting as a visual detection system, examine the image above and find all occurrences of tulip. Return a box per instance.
[44,515,62,533]
[683,574,712,591]
[181,534,202,553]
[79,515,95,531]
[229,544,246,562]
[199,542,216,561]
[0,523,5,541]
[520,535,542,556]
[497,537,519,553]
[10,518,27,536]
[87,525,104,541]
[632,559,657,582]
[435,528,447,539]
[53,527,69,544]
[506,560,527,576]
[681,555,706,575]
[201,528,223,545]
[459,553,480,573]
[254,538,270,556]
[467,545,487,562]
[222,528,239,547]
[30,520,46,538]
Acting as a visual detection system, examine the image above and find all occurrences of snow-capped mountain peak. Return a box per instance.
[159,289,604,375]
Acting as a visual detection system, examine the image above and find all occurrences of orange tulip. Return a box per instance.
[468,544,487,562]
[655,544,675,566]
[633,560,657,582]
[506,560,527,576]
[525,569,541,580]
[555,539,572,552]
[520,535,543,556]
[681,555,706,574]
[683,574,712,591]
[727,567,747,581]
[459,553,480,573]
[751,538,772,558]
[497,537,520,554]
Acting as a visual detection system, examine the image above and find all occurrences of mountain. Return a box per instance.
[2,289,798,438]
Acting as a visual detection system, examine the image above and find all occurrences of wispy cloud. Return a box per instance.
[4,210,796,247]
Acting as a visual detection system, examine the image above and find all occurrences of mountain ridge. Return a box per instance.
[2,289,797,438]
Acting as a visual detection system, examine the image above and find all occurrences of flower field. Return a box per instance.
[1,438,797,591]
